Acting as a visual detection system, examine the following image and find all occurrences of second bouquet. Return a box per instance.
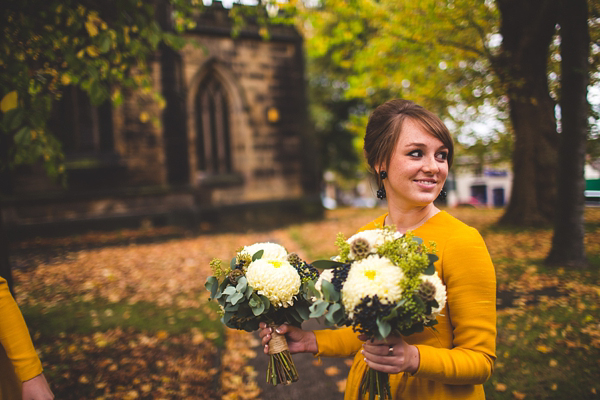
[309,226,447,400]
[205,242,318,386]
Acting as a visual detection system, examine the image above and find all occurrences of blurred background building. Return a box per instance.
[2,2,322,238]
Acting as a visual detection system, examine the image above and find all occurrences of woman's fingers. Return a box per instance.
[363,343,393,357]
[258,326,272,339]
[363,358,403,374]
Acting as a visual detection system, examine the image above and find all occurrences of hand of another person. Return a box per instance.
[258,322,318,355]
[359,334,420,375]
[21,373,54,400]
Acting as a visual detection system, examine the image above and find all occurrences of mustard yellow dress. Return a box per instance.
[0,277,43,400]
[314,211,497,400]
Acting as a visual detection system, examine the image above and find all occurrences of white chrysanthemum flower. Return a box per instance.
[346,229,402,260]
[420,272,447,319]
[341,254,404,318]
[314,269,335,297]
[241,242,288,261]
[246,258,301,308]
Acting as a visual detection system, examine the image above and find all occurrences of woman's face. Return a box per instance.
[382,118,449,209]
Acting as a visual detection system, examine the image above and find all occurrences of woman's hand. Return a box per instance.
[258,322,318,355]
[359,335,420,375]
[21,373,54,400]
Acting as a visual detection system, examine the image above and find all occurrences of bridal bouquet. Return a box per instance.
[309,227,446,400]
[205,242,318,386]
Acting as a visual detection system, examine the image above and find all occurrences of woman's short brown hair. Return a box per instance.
[363,99,454,186]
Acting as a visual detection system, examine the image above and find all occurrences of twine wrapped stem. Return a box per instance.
[266,324,299,386]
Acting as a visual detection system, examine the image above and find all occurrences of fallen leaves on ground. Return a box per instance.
[38,328,218,399]
[9,206,600,400]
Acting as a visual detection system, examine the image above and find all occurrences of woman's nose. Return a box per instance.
[422,156,439,173]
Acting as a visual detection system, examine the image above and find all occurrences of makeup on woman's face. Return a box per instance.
[382,119,449,209]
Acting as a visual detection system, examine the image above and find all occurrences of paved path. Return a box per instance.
[249,320,353,400]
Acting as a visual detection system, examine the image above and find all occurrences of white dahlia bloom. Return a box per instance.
[314,269,335,297]
[341,254,404,318]
[346,229,402,260]
[420,272,447,319]
[241,242,288,261]
[246,258,301,308]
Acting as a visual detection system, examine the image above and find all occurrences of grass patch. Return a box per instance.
[486,298,600,399]
[22,296,225,348]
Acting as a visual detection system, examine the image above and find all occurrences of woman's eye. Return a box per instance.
[408,150,422,157]
[436,152,448,160]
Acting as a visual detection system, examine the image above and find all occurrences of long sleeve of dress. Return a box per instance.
[413,226,496,385]
[0,277,43,383]
[314,327,363,357]
[311,212,496,399]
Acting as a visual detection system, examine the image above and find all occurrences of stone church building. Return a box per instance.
[2,3,322,237]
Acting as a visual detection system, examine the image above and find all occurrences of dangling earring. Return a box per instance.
[377,170,387,199]
[437,189,447,200]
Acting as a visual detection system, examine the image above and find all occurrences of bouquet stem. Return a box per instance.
[266,326,299,386]
[360,367,391,400]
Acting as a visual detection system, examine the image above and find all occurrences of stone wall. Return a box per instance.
[1,3,322,235]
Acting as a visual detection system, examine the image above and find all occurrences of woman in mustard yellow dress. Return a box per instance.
[0,277,54,400]
[260,99,496,399]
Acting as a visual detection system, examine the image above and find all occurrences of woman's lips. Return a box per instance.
[414,179,437,189]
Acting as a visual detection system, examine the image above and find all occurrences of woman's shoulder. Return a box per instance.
[420,211,483,242]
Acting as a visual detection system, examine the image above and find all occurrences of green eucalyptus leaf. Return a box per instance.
[230,257,237,269]
[236,276,247,293]
[376,318,392,339]
[222,311,233,324]
[251,301,265,316]
[412,237,424,245]
[222,286,237,296]
[306,280,320,300]
[205,276,218,299]
[428,254,439,264]
[424,262,436,275]
[296,304,310,321]
[224,303,240,312]
[252,250,264,261]
[259,295,270,310]
[288,307,304,323]
[229,292,244,305]
[244,285,253,299]
[312,260,345,269]
[309,300,329,318]
[321,280,340,302]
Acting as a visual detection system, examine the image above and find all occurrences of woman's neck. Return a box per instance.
[385,203,440,234]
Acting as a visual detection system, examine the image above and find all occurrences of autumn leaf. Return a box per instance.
[536,345,552,354]
[1,91,18,112]
[495,383,507,392]
[84,20,98,37]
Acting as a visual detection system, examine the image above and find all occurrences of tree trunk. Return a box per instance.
[545,0,589,267]
[495,0,560,226]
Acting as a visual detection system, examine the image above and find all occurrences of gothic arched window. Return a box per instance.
[50,86,114,155]
[195,75,232,174]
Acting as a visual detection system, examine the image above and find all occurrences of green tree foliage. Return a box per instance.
[0,0,199,181]
[298,0,503,178]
